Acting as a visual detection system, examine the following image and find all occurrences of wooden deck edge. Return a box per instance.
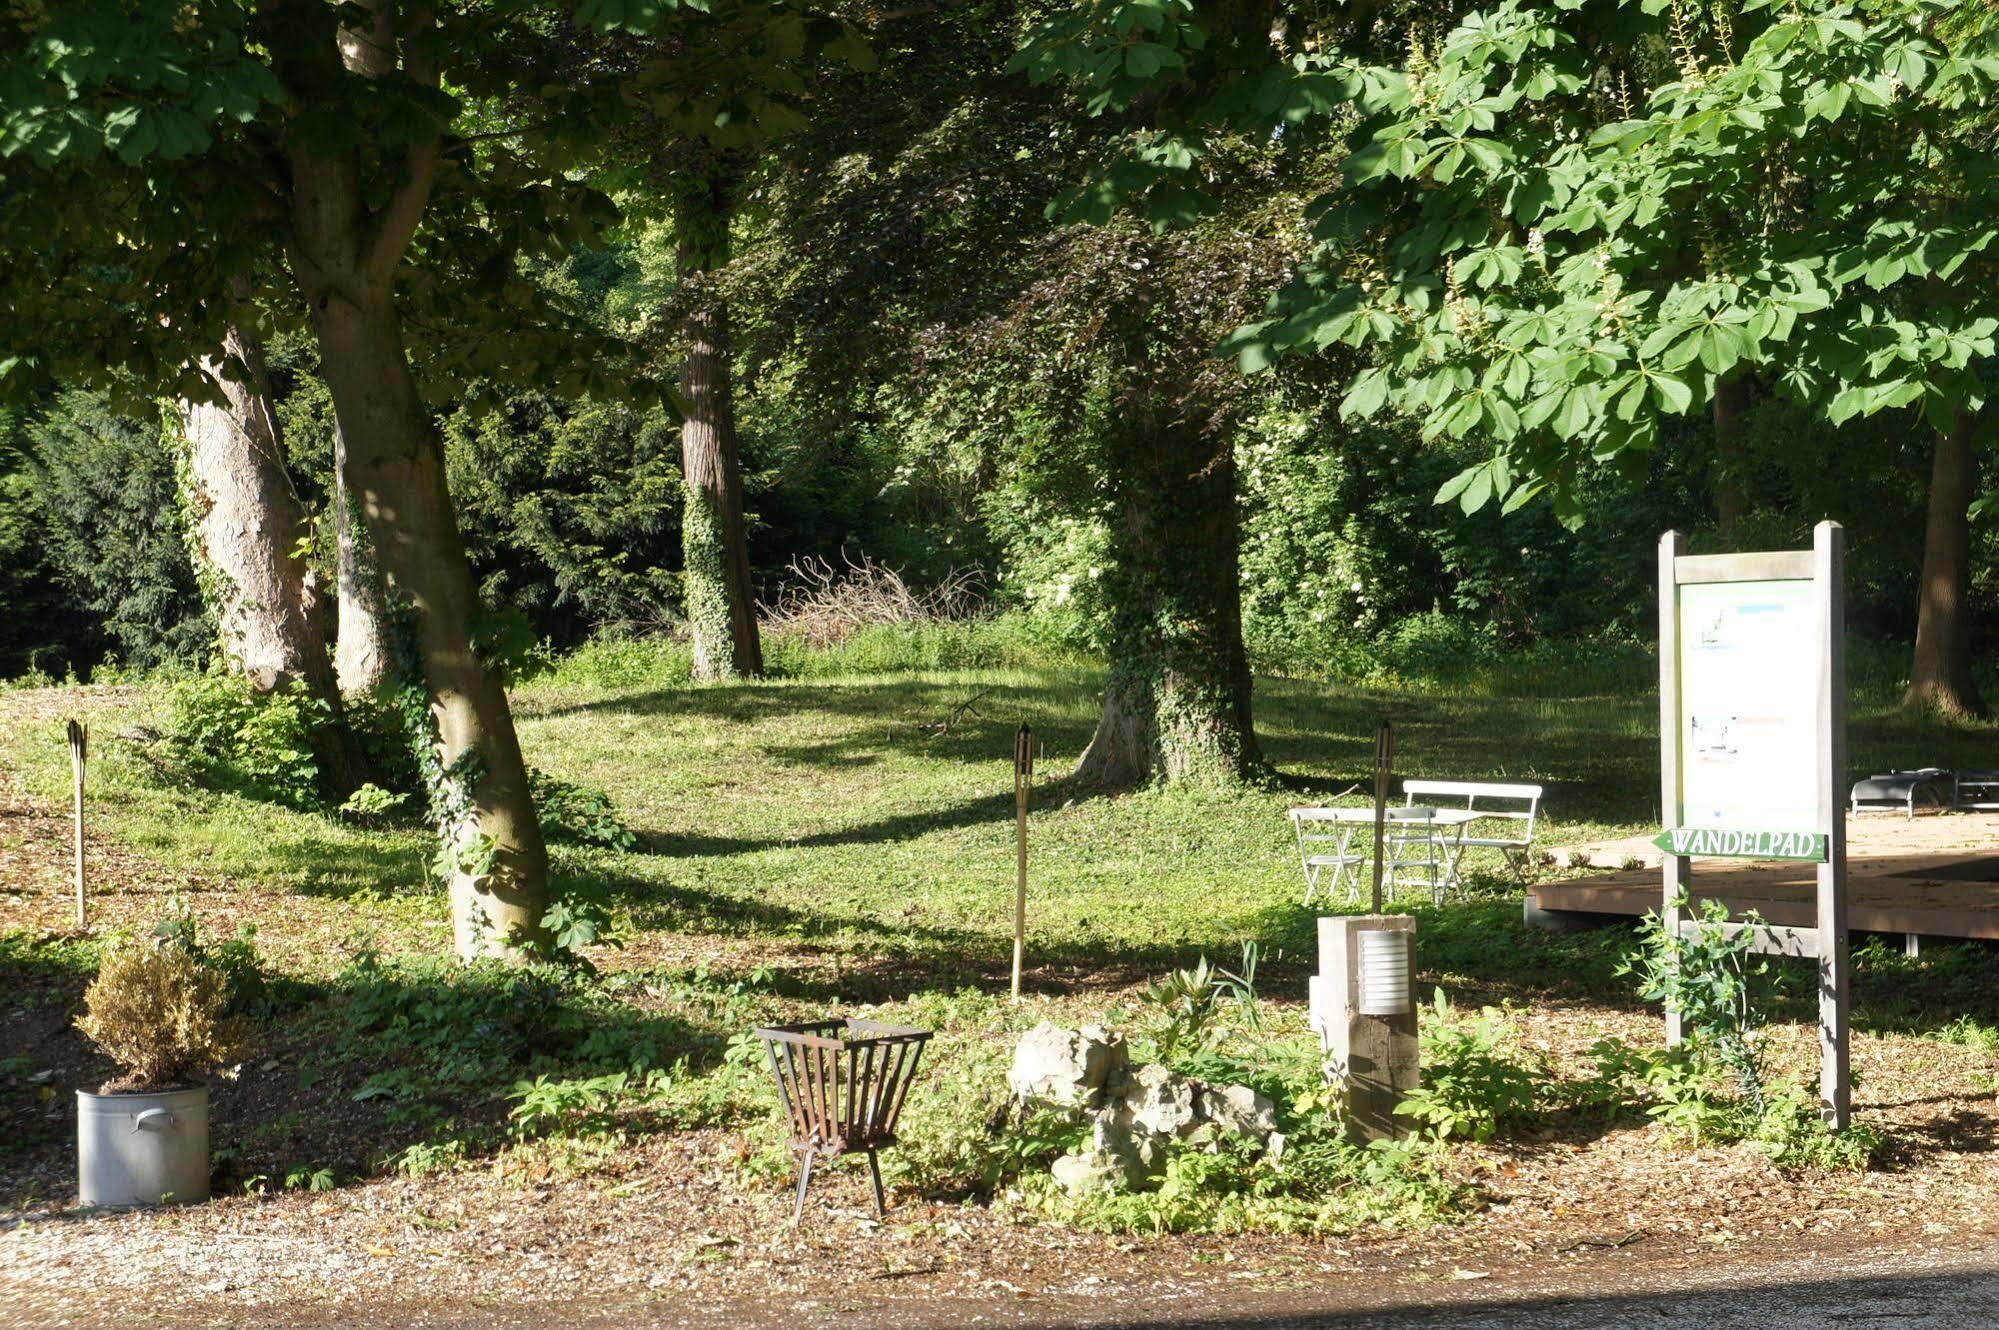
[1527,884,1999,941]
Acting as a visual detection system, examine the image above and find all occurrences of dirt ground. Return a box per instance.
[9,688,1999,1326]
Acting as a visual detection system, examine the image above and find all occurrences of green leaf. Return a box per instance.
[1460,464,1494,514]
[1650,373,1693,414]
[1434,465,1479,505]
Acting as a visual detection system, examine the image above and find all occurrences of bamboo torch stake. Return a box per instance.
[1370,721,1392,916]
[1011,723,1034,1002]
[67,718,88,929]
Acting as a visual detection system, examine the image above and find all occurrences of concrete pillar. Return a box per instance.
[1310,914,1420,1142]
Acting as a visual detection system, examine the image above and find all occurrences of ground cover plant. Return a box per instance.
[5,633,1999,1314]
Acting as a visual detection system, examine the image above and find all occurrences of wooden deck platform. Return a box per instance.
[1530,813,1999,942]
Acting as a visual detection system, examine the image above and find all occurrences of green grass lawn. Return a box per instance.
[14,650,1994,977]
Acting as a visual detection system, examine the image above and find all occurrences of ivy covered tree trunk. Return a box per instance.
[179,325,359,793]
[674,170,762,680]
[284,2,548,958]
[1711,371,1752,548]
[1074,410,1264,788]
[1905,408,1986,717]
[331,421,395,693]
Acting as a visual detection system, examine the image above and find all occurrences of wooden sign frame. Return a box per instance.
[1658,522,1849,1128]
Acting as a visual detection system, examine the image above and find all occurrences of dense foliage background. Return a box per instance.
[0,0,1988,685]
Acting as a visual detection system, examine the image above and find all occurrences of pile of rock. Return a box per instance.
[1008,1023,1283,1195]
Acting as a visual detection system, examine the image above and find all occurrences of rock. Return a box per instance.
[1050,1150,1125,1196]
[1091,1113,1165,1185]
[1118,1062,1200,1138]
[1201,1083,1278,1142]
[1009,1023,1127,1108]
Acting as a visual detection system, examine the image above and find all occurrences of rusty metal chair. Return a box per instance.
[756,1017,931,1222]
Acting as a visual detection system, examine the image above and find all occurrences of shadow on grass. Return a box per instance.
[0,940,741,1205]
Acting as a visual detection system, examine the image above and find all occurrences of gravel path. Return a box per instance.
[11,1228,1999,1329]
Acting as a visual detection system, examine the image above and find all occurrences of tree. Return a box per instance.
[179,322,361,789]
[2,0,862,956]
[1907,408,1986,714]
[23,394,214,669]
[1212,0,1999,712]
[331,422,396,693]
[1009,2,1376,786]
[671,157,764,679]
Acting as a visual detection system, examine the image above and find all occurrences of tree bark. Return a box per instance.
[331,420,395,693]
[1905,408,1985,717]
[1712,371,1751,549]
[309,287,550,957]
[179,325,359,793]
[674,170,762,680]
[282,0,548,958]
[1074,409,1264,788]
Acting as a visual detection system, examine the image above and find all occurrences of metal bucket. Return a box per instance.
[77,1085,210,1206]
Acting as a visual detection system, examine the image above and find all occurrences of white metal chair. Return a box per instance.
[1403,779,1544,885]
[1290,807,1366,906]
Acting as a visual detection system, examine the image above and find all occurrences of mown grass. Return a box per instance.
[9,625,1999,985]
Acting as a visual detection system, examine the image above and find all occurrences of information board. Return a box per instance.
[1656,524,1848,1129]
[1677,578,1822,834]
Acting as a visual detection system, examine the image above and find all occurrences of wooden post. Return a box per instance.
[1370,722,1392,915]
[1657,531,1687,1048]
[1317,914,1419,1141]
[1010,724,1033,1002]
[1816,521,1850,1128]
[67,719,87,929]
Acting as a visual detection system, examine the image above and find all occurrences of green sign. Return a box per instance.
[1651,827,1828,861]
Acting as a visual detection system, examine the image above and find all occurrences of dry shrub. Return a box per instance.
[76,941,247,1092]
[761,552,986,650]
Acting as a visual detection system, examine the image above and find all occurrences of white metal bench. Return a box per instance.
[1289,807,1369,906]
[1401,779,1544,885]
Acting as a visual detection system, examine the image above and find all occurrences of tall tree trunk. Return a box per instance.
[1905,408,1985,717]
[1712,371,1751,549]
[1074,409,1263,788]
[331,420,395,692]
[180,325,359,793]
[309,288,550,957]
[674,171,762,680]
[284,0,547,958]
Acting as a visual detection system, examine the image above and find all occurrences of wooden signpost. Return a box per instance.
[1010,723,1033,1002]
[1369,721,1392,915]
[67,718,88,929]
[1656,522,1848,1127]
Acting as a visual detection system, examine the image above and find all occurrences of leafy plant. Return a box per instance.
[536,896,623,965]
[1140,942,1267,1061]
[161,673,332,809]
[76,939,248,1092]
[1140,956,1223,1060]
[1622,894,1771,1114]
[338,782,409,824]
[1395,991,1542,1142]
[528,768,636,851]
[1749,1082,1883,1170]
[153,894,272,1017]
[506,1072,638,1141]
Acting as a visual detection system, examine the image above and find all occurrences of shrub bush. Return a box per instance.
[161,673,333,809]
[76,940,248,1092]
